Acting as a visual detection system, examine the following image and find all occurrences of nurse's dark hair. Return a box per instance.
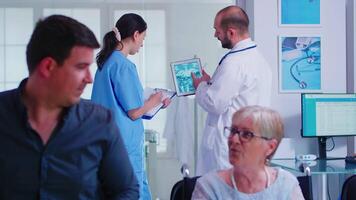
[26,15,100,74]
[96,13,147,69]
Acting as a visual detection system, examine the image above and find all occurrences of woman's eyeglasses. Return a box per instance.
[224,126,270,142]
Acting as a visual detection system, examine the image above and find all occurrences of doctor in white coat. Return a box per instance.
[192,5,272,175]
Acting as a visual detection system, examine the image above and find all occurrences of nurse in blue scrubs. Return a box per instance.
[91,13,170,200]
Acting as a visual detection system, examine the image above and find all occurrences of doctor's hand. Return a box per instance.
[191,69,211,89]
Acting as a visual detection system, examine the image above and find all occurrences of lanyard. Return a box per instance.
[218,45,257,65]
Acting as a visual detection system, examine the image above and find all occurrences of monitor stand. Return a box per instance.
[318,136,327,160]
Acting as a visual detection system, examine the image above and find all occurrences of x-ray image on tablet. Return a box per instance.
[170,58,202,96]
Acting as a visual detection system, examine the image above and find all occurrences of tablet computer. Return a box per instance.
[170,58,203,96]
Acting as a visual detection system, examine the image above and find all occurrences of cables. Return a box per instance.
[326,137,335,152]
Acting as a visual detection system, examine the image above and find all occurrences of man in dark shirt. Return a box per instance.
[0,15,139,199]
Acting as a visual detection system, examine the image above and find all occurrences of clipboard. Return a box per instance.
[142,88,176,120]
[170,58,203,96]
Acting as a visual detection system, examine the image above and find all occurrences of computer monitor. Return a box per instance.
[301,93,356,159]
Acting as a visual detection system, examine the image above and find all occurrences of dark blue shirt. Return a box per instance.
[0,80,139,200]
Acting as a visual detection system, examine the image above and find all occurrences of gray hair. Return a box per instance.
[232,105,284,159]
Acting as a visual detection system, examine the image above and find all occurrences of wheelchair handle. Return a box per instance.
[181,164,190,177]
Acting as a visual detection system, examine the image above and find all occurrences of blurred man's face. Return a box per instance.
[49,46,94,106]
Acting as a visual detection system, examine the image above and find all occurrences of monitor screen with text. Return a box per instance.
[301,93,356,137]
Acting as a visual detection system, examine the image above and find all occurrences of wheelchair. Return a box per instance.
[170,164,313,200]
[170,164,200,200]
[170,176,200,200]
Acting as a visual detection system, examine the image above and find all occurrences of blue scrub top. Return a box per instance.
[91,51,144,149]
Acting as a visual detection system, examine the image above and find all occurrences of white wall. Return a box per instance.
[246,1,349,199]
[347,0,356,154]
[246,0,347,157]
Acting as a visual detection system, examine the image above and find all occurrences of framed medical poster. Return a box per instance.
[279,36,321,93]
[279,0,321,26]
[170,58,202,96]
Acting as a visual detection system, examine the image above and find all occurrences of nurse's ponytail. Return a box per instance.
[96,31,118,69]
[96,13,147,69]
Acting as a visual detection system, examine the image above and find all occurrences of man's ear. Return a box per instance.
[37,57,56,78]
[226,28,235,39]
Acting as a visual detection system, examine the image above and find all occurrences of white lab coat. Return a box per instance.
[195,38,272,175]
[163,96,195,165]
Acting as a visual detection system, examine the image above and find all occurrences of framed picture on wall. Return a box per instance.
[279,0,321,26]
[278,36,321,93]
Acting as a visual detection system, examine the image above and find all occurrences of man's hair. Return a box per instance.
[218,6,249,35]
[26,15,100,74]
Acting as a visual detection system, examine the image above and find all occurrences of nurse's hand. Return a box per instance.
[161,98,171,109]
[147,92,163,108]
[191,69,211,89]
[128,92,163,120]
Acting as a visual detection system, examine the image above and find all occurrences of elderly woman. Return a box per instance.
[192,106,304,200]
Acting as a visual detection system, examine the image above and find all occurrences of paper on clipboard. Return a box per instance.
[142,87,176,120]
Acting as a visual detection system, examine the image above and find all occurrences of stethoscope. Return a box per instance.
[206,45,257,86]
[288,42,320,89]
[218,45,257,65]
